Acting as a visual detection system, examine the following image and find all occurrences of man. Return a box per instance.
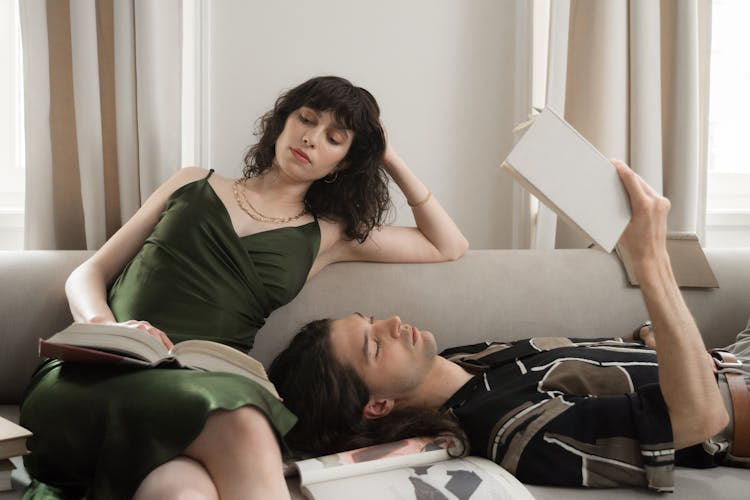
[270,161,744,491]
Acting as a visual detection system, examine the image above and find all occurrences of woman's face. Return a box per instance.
[274,106,354,182]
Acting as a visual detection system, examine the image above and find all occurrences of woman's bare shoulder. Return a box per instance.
[153,167,216,197]
[173,166,212,183]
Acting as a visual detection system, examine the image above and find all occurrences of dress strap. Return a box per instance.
[205,168,215,180]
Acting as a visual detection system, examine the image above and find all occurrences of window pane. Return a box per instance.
[0,0,24,250]
[708,0,750,174]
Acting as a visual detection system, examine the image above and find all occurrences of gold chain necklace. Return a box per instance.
[232,179,307,224]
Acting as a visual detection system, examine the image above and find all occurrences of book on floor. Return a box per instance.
[0,459,15,492]
[39,323,278,398]
[290,436,533,500]
[500,106,631,253]
[0,417,31,461]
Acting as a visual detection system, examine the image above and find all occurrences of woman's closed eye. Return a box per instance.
[327,128,348,146]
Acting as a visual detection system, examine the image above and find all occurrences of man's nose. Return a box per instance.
[384,316,401,339]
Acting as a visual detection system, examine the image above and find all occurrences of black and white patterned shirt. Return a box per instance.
[440,337,687,492]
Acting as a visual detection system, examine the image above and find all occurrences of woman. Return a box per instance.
[19,76,468,500]
[268,161,737,492]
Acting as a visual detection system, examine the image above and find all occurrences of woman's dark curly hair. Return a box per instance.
[268,319,467,458]
[243,76,390,242]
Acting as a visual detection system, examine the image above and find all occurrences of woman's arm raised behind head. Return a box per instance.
[316,144,468,268]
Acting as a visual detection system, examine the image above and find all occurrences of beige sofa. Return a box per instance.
[1,249,749,499]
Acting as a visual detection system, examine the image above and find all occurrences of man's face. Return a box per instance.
[329,313,438,401]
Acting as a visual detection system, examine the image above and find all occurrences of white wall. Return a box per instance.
[208,0,518,249]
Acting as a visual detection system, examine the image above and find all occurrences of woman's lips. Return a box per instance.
[412,326,418,345]
[291,148,310,164]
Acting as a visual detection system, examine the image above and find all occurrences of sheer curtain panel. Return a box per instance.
[523,0,712,249]
[20,0,182,250]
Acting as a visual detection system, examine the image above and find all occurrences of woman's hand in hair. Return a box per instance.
[379,138,427,205]
[381,132,402,178]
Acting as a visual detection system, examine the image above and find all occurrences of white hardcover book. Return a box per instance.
[501,107,631,252]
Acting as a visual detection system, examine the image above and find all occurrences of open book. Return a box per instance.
[0,417,30,461]
[39,323,278,398]
[290,436,533,500]
[501,106,631,252]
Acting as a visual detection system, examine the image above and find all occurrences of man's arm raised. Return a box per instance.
[613,160,728,450]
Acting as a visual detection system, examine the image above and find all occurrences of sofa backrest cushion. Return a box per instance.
[2,249,749,404]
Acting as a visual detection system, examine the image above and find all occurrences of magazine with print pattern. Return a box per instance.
[291,436,534,500]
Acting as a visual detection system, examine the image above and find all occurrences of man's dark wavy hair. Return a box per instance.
[243,76,390,242]
[268,319,468,458]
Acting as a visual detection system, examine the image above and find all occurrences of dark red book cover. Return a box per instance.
[38,339,150,366]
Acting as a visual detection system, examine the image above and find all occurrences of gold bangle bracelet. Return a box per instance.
[408,190,432,208]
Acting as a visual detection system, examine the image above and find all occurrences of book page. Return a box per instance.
[46,323,168,362]
[0,417,31,443]
[172,340,277,397]
[296,436,458,485]
[463,456,534,500]
[0,417,31,459]
[302,457,524,500]
[172,340,267,378]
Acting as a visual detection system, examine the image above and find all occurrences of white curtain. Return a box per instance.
[515,0,712,249]
[20,0,182,250]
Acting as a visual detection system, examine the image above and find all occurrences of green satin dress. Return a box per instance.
[19,170,320,499]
